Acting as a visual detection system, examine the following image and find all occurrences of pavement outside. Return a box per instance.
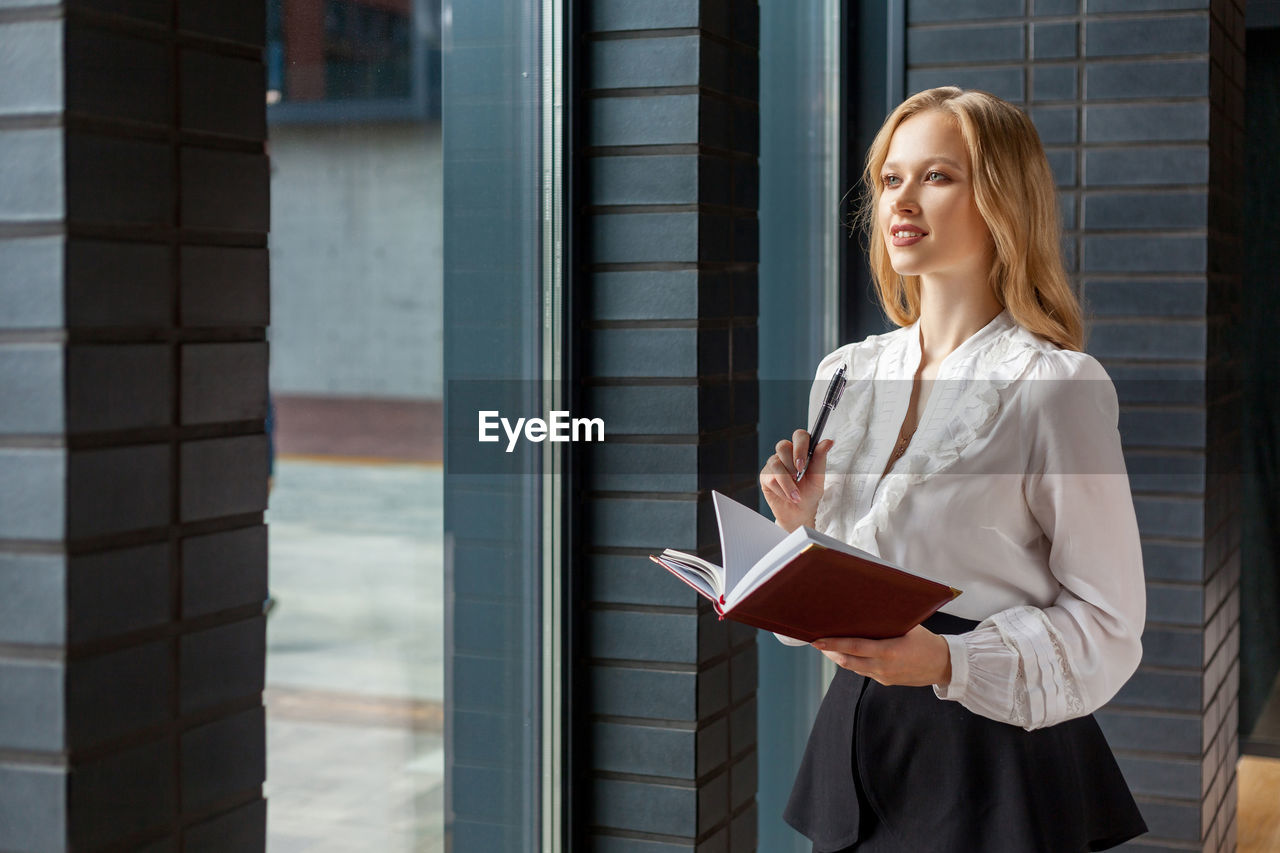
[264,457,444,853]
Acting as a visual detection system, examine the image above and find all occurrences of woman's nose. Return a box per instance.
[890,195,919,215]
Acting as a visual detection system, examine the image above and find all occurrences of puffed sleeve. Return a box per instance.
[932,351,1146,729]
[773,344,857,648]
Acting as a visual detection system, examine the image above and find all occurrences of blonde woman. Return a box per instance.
[760,87,1148,852]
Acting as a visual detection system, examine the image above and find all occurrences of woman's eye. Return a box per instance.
[882,175,900,187]
[926,171,947,182]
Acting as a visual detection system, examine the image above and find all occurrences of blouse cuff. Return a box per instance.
[989,606,1086,728]
[774,631,808,647]
[933,633,971,700]
[932,606,1087,730]
[931,626,1019,726]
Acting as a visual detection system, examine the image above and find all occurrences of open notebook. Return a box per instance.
[649,491,961,642]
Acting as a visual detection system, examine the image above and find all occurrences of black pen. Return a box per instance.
[796,363,846,482]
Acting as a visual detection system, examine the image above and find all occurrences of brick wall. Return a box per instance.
[578,0,761,849]
[904,1,1243,850]
[0,1,270,849]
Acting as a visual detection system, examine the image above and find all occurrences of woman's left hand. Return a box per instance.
[812,625,953,688]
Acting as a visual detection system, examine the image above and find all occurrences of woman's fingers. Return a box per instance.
[810,628,949,687]
[760,431,834,517]
[812,636,875,656]
[773,439,796,477]
[791,429,810,471]
[761,455,801,503]
[800,439,835,483]
[817,648,876,679]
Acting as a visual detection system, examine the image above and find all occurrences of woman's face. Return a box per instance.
[877,109,994,285]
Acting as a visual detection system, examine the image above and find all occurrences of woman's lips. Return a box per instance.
[891,231,926,247]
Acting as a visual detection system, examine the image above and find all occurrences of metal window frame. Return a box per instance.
[540,0,568,848]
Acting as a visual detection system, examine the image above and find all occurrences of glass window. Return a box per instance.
[260,0,564,849]
[756,2,845,849]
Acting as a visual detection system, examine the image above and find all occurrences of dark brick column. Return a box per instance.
[0,1,269,850]
[904,1,1245,850]
[578,1,760,849]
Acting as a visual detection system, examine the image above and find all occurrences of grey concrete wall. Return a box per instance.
[0,0,270,850]
[904,1,1244,850]
[578,0,762,849]
[268,122,443,399]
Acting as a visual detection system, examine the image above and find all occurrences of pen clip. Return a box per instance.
[823,364,848,409]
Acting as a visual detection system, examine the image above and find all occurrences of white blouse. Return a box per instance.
[776,308,1146,731]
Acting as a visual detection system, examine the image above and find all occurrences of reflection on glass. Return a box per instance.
[261,2,443,849]
[267,0,440,107]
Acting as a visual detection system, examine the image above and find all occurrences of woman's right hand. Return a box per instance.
[759,430,834,533]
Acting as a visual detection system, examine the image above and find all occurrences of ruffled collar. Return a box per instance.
[814,308,1042,552]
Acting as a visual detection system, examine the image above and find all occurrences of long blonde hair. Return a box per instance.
[857,87,1083,351]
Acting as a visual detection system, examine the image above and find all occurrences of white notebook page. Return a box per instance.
[712,491,788,596]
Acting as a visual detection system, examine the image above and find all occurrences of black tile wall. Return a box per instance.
[587,0,731,36]
[178,0,265,44]
[906,2,1242,849]
[1033,21,1079,58]
[0,4,271,849]
[180,526,269,618]
[580,2,760,849]
[66,544,171,644]
[64,24,172,125]
[67,240,175,328]
[65,134,175,226]
[178,618,265,715]
[1084,102,1210,142]
[180,246,269,327]
[67,739,176,850]
[65,641,173,749]
[907,65,1026,101]
[1085,16,1210,57]
[179,342,269,425]
[67,444,172,538]
[183,800,267,853]
[179,706,265,814]
[591,36,703,89]
[910,0,1027,22]
[180,50,266,139]
[71,0,172,22]
[1085,59,1210,99]
[180,148,270,232]
[589,94,702,147]
[1037,0,1080,14]
[1082,190,1208,229]
[908,23,1027,64]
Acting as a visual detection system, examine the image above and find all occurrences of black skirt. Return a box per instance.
[784,612,1147,853]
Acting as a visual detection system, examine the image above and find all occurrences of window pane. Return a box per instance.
[757,1,846,850]
[262,3,449,851]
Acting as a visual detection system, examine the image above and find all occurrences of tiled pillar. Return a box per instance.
[904,1,1245,850]
[579,1,761,849]
[0,1,270,849]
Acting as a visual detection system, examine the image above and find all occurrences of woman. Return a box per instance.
[759,87,1148,852]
